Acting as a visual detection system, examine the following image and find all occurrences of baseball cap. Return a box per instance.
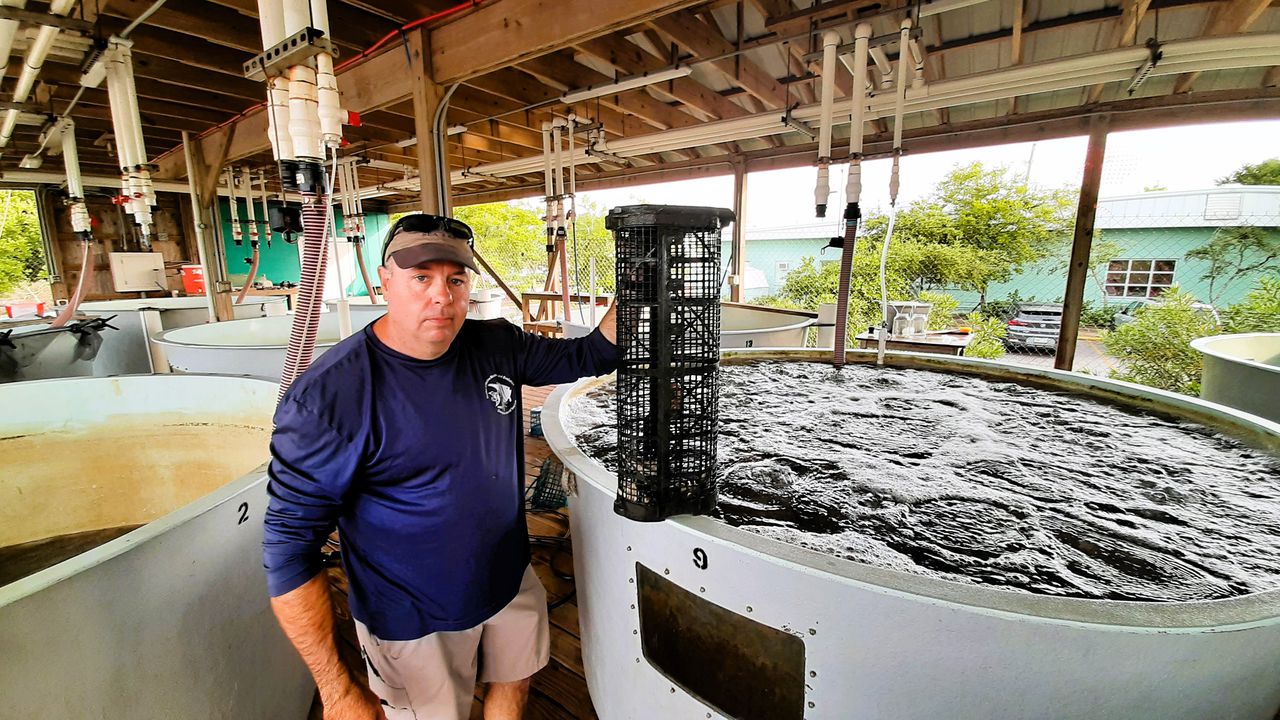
[382,214,478,273]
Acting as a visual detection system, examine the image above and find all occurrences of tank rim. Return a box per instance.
[543,347,1280,629]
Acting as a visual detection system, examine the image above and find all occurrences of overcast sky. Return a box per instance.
[563,119,1280,233]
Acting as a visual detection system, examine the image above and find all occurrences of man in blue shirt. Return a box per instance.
[263,214,617,720]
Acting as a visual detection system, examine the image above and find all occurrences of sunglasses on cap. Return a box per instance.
[387,214,475,246]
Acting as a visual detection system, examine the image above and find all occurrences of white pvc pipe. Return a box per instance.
[814,30,840,217]
[551,122,563,235]
[282,0,309,37]
[226,167,242,245]
[308,0,330,34]
[0,1,26,71]
[890,18,911,205]
[445,33,1280,185]
[257,0,284,47]
[259,168,272,244]
[243,167,258,244]
[869,47,893,89]
[845,23,872,205]
[287,65,321,162]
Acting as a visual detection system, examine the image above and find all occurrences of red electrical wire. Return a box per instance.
[152,0,483,164]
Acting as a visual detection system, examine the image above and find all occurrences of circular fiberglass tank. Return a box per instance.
[152,311,381,380]
[543,349,1280,720]
[0,375,313,718]
[1193,333,1280,424]
[720,302,816,349]
[81,296,288,375]
[0,320,113,383]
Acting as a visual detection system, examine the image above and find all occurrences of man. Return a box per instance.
[263,214,618,720]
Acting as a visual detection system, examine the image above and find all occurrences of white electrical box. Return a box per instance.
[108,252,168,292]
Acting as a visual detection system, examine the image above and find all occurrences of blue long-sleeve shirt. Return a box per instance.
[263,319,617,641]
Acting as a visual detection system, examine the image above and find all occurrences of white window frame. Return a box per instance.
[1104,258,1177,298]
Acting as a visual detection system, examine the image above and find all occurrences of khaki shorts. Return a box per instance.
[354,565,550,720]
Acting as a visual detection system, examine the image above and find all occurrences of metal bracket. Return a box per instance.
[243,27,339,82]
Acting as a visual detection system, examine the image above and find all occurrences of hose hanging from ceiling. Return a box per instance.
[877,18,913,367]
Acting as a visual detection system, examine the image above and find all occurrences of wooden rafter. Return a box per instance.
[1172,0,1272,94]
[649,9,788,109]
[1084,0,1153,104]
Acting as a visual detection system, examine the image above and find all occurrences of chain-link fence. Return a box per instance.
[741,185,1280,396]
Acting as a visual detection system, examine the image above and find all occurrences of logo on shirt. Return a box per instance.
[484,374,516,415]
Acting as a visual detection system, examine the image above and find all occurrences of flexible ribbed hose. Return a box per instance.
[277,194,330,400]
[51,239,92,328]
[354,242,379,303]
[831,218,857,366]
[235,246,260,304]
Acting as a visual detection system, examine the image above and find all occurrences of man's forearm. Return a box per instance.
[271,572,360,704]
[599,302,617,344]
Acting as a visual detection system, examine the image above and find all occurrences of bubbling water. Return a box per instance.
[565,361,1280,602]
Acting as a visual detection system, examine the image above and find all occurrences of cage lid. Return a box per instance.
[605,204,736,231]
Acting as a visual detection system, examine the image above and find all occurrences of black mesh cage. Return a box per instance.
[607,205,733,522]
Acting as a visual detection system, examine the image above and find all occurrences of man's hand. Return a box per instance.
[323,682,386,720]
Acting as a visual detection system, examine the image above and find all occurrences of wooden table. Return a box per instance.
[856,331,973,356]
[243,286,300,310]
[522,291,613,337]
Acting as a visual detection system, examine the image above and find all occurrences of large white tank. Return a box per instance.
[544,349,1280,720]
[81,296,287,375]
[153,311,381,380]
[0,319,113,383]
[0,375,313,718]
[1193,332,1280,423]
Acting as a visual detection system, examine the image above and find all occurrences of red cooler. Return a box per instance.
[181,265,206,294]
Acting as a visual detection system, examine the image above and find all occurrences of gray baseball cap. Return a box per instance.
[383,230,478,273]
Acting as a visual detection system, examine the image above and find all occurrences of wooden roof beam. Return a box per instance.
[1172,0,1272,93]
[649,9,788,109]
[1084,0,1152,104]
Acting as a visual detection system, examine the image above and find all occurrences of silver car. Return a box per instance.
[1111,298,1221,328]
[1004,304,1062,351]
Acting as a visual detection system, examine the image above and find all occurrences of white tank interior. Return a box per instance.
[1194,333,1280,424]
[720,302,816,348]
[0,375,313,718]
[544,350,1280,720]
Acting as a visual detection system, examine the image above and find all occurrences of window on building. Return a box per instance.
[1104,259,1177,298]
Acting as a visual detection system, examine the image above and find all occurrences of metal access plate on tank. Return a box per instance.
[636,562,806,720]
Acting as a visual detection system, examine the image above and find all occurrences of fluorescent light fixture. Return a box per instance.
[447,124,468,136]
[19,154,43,169]
[560,65,693,105]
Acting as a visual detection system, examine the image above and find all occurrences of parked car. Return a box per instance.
[1110,298,1221,329]
[1004,303,1063,352]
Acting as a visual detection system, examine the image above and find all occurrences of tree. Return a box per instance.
[860,162,1076,304]
[1218,158,1280,186]
[452,198,616,295]
[0,190,46,297]
[1103,287,1218,395]
[1222,275,1280,333]
[1051,231,1124,306]
[1184,226,1280,303]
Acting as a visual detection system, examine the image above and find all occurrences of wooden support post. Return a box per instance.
[409,28,446,215]
[730,157,748,303]
[182,129,235,321]
[1056,114,1110,371]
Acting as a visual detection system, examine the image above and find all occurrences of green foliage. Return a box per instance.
[451,199,615,293]
[1185,226,1280,303]
[1102,287,1219,396]
[1218,158,1280,186]
[0,190,45,297]
[918,290,959,330]
[860,162,1076,298]
[963,313,1007,359]
[1222,275,1280,333]
[1079,300,1118,328]
[977,290,1036,321]
[1052,231,1123,305]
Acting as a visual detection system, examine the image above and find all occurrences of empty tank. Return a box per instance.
[153,311,381,380]
[543,349,1280,720]
[1193,333,1280,424]
[0,320,112,383]
[721,302,816,348]
[0,375,313,718]
[81,296,287,375]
